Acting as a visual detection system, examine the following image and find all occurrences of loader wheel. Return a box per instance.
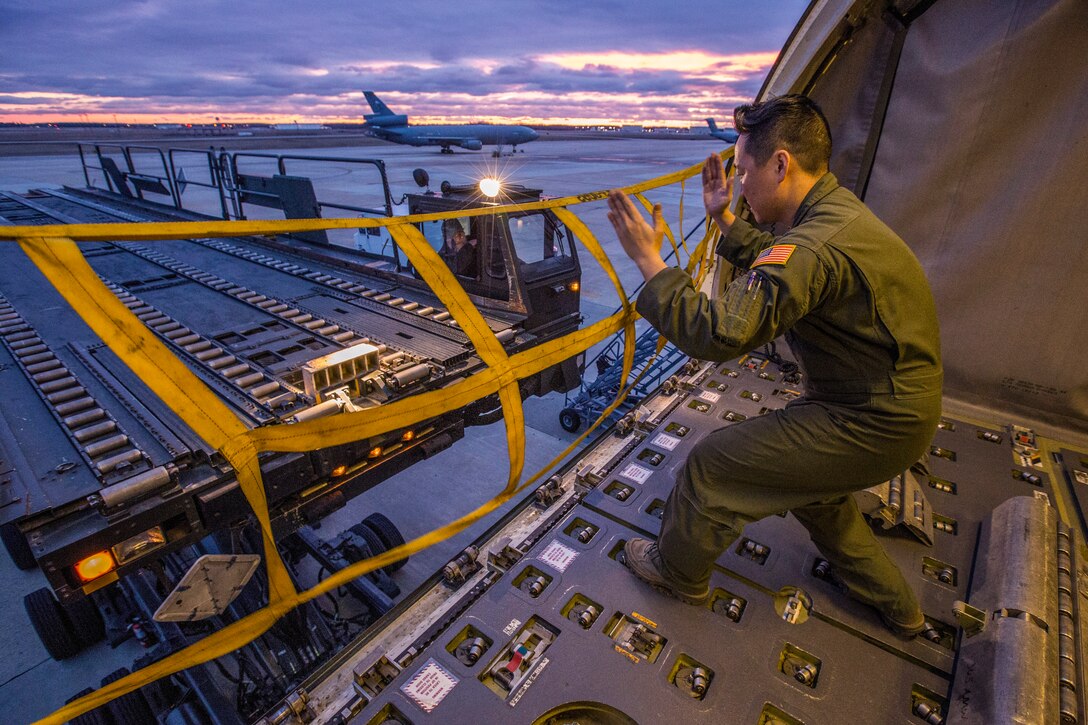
[24,587,81,660]
[1,521,36,570]
[559,407,582,433]
[350,521,402,577]
[100,666,156,725]
[65,594,106,649]
[66,687,112,725]
[362,513,408,574]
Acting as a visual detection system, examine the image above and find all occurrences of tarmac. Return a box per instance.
[0,133,726,723]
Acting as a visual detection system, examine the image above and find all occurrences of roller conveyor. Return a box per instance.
[0,295,152,482]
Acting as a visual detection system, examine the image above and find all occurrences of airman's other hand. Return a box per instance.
[702,155,735,229]
[607,190,668,281]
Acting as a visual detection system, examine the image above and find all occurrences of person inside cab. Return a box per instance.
[441,219,478,278]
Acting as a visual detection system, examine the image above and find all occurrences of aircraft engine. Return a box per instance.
[459,139,484,151]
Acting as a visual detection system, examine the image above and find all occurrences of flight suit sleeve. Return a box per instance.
[635,247,828,362]
[715,217,778,269]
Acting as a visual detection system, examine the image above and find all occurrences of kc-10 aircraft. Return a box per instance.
[705,117,739,143]
[363,91,539,154]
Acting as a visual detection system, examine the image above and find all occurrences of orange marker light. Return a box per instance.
[368,446,382,459]
[401,430,415,442]
[75,551,116,582]
[568,281,580,292]
[331,465,348,477]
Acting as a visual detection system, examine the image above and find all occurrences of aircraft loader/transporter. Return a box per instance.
[0,145,582,622]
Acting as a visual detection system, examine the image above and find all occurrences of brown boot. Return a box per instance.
[623,538,710,605]
[880,611,932,641]
[817,560,928,640]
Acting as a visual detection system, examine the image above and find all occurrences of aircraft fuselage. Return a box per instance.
[368,123,539,150]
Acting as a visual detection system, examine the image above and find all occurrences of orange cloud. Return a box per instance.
[538,50,777,76]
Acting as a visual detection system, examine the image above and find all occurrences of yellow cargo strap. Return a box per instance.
[20,149,728,725]
[0,151,733,245]
[679,177,687,255]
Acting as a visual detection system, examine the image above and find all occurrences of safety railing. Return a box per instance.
[1,147,731,725]
[78,143,181,208]
[167,148,231,219]
[227,152,394,221]
[78,145,396,229]
[78,142,126,195]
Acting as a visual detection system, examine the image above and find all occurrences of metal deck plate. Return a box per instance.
[319,355,1080,724]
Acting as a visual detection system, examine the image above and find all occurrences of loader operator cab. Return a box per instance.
[405,179,582,332]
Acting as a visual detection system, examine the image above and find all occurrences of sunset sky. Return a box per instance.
[0,1,809,126]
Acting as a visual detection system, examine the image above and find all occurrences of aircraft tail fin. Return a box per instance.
[364,91,396,116]
[363,91,408,127]
[706,118,719,132]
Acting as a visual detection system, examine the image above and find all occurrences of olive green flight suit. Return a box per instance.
[636,173,942,624]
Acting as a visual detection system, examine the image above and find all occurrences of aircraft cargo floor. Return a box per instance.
[291,355,1088,724]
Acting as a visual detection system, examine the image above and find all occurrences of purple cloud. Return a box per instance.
[0,0,808,122]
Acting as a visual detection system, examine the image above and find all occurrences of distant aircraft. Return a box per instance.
[362,91,539,154]
[706,118,739,143]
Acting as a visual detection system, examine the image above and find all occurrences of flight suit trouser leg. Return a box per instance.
[791,495,923,626]
[653,396,937,617]
[655,470,754,597]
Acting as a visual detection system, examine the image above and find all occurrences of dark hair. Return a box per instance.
[733,94,832,175]
[442,218,465,239]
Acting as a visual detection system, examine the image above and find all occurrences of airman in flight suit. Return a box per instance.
[606,95,942,637]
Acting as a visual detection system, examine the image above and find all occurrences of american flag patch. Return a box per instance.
[751,244,796,268]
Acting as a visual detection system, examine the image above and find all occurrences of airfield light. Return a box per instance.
[75,550,117,582]
[479,178,502,197]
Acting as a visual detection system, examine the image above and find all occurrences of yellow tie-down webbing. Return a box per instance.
[16,149,731,725]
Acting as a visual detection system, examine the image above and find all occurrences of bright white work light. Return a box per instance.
[479,178,502,197]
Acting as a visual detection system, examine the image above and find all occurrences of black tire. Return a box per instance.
[1,520,36,570]
[464,394,504,426]
[559,407,582,433]
[24,587,81,660]
[65,594,106,649]
[362,513,408,574]
[100,667,155,725]
[349,521,401,577]
[66,687,114,725]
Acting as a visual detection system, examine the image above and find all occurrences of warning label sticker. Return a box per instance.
[651,433,681,451]
[698,390,721,403]
[401,658,458,713]
[539,540,578,572]
[619,463,652,484]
